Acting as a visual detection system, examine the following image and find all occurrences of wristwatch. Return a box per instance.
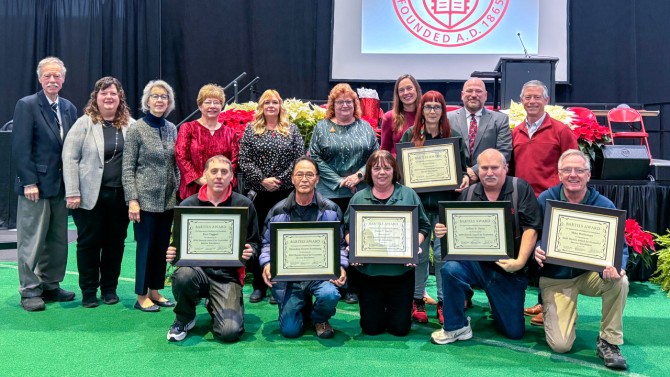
[357,172,363,179]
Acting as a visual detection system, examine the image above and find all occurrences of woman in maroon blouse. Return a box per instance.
[380,74,422,157]
[175,84,239,200]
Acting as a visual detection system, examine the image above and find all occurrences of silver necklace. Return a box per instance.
[103,120,119,163]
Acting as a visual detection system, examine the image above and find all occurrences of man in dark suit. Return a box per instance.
[12,56,78,311]
[447,78,512,184]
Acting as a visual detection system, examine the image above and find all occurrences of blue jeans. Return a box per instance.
[271,280,341,338]
[441,261,528,339]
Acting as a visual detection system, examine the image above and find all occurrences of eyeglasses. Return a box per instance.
[334,100,353,107]
[559,167,589,175]
[423,105,442,112]
[41,73,62,80]
[150,94,169,100]
[294,172,316,180]
[203,100,221,106]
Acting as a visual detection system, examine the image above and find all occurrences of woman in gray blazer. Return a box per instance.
[122,80,179,312]
[63,77,133,308]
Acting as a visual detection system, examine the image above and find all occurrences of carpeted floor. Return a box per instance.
[0,220,666,377]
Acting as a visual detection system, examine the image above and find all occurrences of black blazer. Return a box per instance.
[12,90,77,198]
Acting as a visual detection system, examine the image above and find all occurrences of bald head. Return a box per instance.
[462,78,487,112]
[477,148,508,192]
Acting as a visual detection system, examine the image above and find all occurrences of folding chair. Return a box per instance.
[606,107,651,160]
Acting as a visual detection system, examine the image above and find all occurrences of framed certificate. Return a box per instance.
[439,201,515,261]
[395,138,463,192]
[172,206,248,267]
[269,221,341,282]
[541,200,626,272]
[349,204,419,264]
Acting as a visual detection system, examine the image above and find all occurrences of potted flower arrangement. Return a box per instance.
[651,230,670,297]
[571,116,612,177]
[624,219,655,274]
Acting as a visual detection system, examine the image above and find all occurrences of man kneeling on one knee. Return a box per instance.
[166,155,260,343]
[534,149,629,370]
[431,149,542,344]
[261,157,348,339]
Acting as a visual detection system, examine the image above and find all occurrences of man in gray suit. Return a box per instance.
[447,78,512,183]
[12,57,78,311]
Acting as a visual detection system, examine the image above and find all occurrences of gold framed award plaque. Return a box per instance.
[269,221,341,282]
[395,138,463,192]
[349,204,419,264]
[541,200,626,272]
[172,206,248,267]
[439,201,515,261]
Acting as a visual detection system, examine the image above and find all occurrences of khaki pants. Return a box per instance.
[539,272,628,353]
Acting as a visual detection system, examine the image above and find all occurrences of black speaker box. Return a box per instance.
[599,145,650,180]
[650,160,670,181]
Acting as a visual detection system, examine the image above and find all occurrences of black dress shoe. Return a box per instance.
[102,292,120,305]
[42,288,76,302]
[134,301,160,312]
[21,297,46,312]
[151,298,176,307]
[249,289,266,303]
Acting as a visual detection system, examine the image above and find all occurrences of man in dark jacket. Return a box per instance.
[260,156,347,339]
[13,57,78,311]
[535,149,629,370]
[431,149,542,345]
[165,155,260,343]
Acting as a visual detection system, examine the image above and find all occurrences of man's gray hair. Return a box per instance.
[558,149,591,171]
[36,56,66,78]
[520,80,549,99]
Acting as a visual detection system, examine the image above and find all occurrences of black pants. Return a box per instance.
[250,188,292,291]
[357,269,414,336]
[72,187,129,295]
[133,209,173,295]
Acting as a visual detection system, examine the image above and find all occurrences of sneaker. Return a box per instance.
[436,301,444,325]
[430,317,473,345]
[412,299,428,323]
[596,336,627,370]
[167,318,196,342]
[315,321,334,339]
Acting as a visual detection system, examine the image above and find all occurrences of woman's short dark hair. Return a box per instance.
[364,150,401,187]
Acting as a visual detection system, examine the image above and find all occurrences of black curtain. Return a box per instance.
[160,0,333,124]
[0,0,161,123]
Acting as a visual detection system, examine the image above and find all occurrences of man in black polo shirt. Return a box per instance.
[165,155,260,343]
[431,148,542,344]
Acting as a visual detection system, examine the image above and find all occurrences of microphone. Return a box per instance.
[517,32,530,58]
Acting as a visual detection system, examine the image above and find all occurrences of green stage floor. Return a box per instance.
[0,220,665,377]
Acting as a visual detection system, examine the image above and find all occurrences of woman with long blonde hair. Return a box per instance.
[239,89,304,303]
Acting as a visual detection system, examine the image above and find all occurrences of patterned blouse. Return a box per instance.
[308,118,379,198]
[238,123,305,192]
[174,120,240,199]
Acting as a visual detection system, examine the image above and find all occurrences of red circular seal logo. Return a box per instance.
[393,0,510,47]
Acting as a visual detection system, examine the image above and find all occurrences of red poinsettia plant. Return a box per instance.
[218,109,254,136]
[624,218,655,269]
[571,116,612,161]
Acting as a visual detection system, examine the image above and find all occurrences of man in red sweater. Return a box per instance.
[512,80,577,325]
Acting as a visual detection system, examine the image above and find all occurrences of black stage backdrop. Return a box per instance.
[1,0,669,155]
